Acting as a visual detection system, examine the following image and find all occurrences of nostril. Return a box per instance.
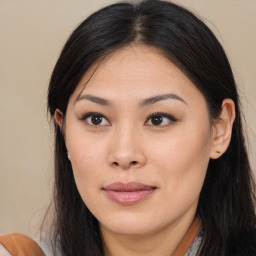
[112,161,138,168]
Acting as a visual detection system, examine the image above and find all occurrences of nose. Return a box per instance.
[108,124,147,170]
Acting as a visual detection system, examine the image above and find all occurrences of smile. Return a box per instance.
[103,182,157,205]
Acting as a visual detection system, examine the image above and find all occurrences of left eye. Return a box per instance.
[145,113,177,127]
[81,112,110,126]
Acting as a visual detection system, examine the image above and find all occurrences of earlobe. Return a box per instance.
[54,109,64,128]
[210,99,236,159]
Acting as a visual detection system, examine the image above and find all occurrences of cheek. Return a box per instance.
[144,136,209,221]
[66,118,108,167]
[149,128,211,168]
[69,137,106,178]
[64,132,102,194]
[147,123,211,193]
[68,136,105,207]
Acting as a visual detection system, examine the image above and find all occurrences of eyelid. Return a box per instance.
[145,112,178,127]
[80,112,111,126]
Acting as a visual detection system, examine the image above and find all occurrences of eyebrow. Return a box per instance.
[75,94,112,106]
[140,93,187,107]
[74,93,187,107]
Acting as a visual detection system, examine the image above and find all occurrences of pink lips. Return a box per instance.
[103,182,157,205]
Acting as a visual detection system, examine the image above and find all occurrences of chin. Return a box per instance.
[105,223,153,236]
[99,212,159,236]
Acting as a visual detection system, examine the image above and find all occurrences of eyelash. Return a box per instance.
[80,112,177,128]
[145,112,177,127]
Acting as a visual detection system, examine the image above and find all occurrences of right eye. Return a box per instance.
[80,112,110,126]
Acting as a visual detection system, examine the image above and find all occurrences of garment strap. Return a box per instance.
[172,216,201,256]
[0,233,45,256]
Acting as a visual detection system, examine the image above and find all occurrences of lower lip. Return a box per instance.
[104,189,156,205]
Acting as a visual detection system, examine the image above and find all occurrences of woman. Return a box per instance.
[1,0,255,255]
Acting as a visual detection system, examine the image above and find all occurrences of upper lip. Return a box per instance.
[104,182,157,192]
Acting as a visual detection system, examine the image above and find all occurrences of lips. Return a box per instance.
[103,182,157,205]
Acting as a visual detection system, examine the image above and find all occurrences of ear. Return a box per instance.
[54,109,64,128]
[210,99,236,159]
[54,109,69,155]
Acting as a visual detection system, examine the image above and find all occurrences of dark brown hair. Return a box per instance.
[47,0,256,255]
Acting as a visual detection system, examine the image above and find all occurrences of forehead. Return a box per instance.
[70,45,204,105]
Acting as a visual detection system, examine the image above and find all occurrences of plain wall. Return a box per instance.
[0,0,255,236]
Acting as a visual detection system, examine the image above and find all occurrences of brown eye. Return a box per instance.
[91,115,103,125]
[80,112,110,126]
[145,112,177,127]
[151,116,163,125]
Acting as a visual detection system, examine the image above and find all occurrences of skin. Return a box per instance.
[55,45,235,256]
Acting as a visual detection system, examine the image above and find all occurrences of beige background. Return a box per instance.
[0,0,255,236]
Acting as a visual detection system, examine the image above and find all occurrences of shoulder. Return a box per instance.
[0,233,46,256]
[0,243,11,256]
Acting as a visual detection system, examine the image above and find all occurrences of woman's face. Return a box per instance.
[62,45,216,236]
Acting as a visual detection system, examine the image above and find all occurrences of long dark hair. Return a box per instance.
[47,0,256,255]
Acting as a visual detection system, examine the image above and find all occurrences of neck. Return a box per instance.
[101,213,199,256]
